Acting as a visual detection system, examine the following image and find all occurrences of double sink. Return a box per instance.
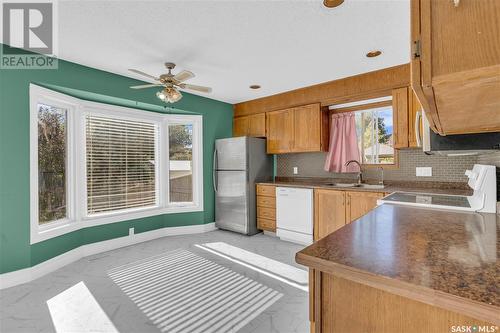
[324,183,385,190]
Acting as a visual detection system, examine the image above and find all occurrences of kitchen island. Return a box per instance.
[296,204,499,333]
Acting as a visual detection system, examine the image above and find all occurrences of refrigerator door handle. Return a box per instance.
[213,149,218,193]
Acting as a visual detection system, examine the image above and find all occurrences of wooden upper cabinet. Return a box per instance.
[266,103,328,154]
[233,116,249,137]
[411,0,500,135]
[293,104,322,152]
[314,189,346,240]
[233,113,266,137]
[392,87,410,149]
[266,109,294,154]
[346,191,384,224]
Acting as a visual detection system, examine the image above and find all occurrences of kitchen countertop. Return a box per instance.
[295,204,500,324]
[257,180,473,196]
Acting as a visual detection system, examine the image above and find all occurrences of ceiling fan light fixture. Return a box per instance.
[156,91,166,101]
[157,87,182,103]
[130,62,210,103]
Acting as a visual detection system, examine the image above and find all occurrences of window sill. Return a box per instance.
[30,203,203,245]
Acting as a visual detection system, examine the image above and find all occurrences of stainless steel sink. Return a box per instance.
[357,184,385,189]
[324,183,385,189]
[325,183,357,187]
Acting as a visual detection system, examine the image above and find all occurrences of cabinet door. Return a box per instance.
[428,0,500,78]
[410,0,442,134]
[233,114,266,137]
[247,113,266,137]
[314,189,346,240]
[392,87,409,149]
[346,191,384,224]
[266,109,294,154]
[233,116,249,137]
[293,104,321,152]
[408,89,423,148]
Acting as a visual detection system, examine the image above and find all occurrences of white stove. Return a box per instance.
[378,164,497,213]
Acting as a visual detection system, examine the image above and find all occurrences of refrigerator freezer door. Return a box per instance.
[215,170,248,234]
[215,137,247,170]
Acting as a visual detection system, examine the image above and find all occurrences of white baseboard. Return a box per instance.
[0,222,216,290]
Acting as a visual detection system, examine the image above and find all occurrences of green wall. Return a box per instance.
[0,50,233,274]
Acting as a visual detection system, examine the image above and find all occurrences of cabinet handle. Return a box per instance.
[415,110,422,147]
[452,0,460,7]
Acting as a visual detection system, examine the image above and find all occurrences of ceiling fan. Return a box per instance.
[128,62,212,103]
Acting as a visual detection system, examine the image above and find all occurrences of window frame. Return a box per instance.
[30,84,203,244]
[329,96,399,169]
[164,116,203,208]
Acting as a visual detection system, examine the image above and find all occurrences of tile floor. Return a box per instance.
[0,230,310,333]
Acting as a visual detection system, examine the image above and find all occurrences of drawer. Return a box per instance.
[257,218,276,232]
[257,206,276,220]
[256,184,275,197]
[257,195,276,208]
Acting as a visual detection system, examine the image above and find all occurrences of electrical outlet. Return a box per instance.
[416,167,432,177]
[129,227,135,236]
[293,166,298,175]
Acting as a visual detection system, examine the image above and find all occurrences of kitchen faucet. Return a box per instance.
[378,166,384,186]
[345,160,363,184]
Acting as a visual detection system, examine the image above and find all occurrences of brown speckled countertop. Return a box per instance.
[257,179,473,196]
[296,204,500,323]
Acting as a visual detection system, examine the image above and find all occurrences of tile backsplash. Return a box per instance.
[477,151,500,167]
[277,149,479,183]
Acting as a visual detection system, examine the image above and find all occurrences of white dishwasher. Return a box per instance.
[276,187,313,245]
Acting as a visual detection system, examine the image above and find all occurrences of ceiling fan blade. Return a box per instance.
[181,83,212,93]
[130,84,162,89]
[173,70,195,83]
[128,69,159,81]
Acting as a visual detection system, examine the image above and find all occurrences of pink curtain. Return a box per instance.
[324,112,361,173]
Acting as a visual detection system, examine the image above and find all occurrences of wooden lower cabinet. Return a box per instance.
[310,272,493,333]
[314,189,384,240]
[346,191,384,224]
[256,184,276,232]
[256,187,385,237]
[314,189,346,240]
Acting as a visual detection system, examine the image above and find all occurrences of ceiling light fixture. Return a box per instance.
[249,85,261,90]
[366,50,382,58]
[323,0,344,8]
[156,87,182,103]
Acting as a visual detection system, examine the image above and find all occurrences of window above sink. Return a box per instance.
[329,95,397,168]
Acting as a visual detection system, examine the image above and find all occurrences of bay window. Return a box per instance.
[168,124,193,203]
[37,104,69,224]
[85,115,158,215]
[30,84,203,244]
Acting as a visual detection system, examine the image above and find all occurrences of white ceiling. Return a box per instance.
[58,0,410,104]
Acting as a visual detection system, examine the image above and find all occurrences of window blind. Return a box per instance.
[86,115,158,214]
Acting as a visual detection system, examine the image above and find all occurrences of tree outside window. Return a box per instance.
[169,124,193,202]
[354,106,394,165]
[38,104,67,224]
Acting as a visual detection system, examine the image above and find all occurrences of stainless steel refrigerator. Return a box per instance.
[214,137,273,235]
